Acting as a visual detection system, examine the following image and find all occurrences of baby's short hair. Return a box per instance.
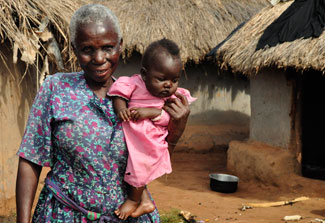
[142,38,180,70]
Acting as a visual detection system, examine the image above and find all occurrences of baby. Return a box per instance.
[109,38,196,220]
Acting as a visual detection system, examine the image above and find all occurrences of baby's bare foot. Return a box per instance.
[131,190,155,218]
[130,199,155,218]
[115,199,139,220]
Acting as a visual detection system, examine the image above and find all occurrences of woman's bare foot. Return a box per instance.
[115,199,139,220]
[130,189,155,218]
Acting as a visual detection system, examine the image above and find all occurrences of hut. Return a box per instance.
[101,0,270,150]
[0,0,269,216]
[0,0,84,216]
[214,0,325,186]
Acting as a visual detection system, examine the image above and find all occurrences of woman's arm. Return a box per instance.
[163,92,190,154]
[16,157,42,223]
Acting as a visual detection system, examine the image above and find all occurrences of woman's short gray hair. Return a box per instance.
[69,4,121,46]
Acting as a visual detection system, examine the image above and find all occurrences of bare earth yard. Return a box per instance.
[149,150,325,223]
[148,124,325,223]
[1,124,324,223]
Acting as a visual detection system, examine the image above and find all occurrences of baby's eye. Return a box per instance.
[172,78,179,83]
[157,77,165,81]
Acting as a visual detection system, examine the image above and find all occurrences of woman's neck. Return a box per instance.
[85,76,113,99]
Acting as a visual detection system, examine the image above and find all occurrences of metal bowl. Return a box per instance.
[209,173,239,193]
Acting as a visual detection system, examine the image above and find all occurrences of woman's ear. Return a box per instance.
[119,38,123,53]
[140,67,147,81]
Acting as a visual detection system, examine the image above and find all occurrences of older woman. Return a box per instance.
[15,4,190,223]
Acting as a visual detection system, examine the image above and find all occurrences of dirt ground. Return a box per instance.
[147,124,325,223]
[2,124,324,223]
[149,150,325,223]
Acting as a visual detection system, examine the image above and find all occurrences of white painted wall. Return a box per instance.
[116,53,251,126]
[250,69,292,148]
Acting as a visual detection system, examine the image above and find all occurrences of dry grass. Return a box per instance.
[0,0,269,73]
[101,0,269,64]
[0,0,86,70]
[216,1,325,75]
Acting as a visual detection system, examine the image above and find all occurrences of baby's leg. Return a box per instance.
[115,185,144,220]
[130,187,156,218]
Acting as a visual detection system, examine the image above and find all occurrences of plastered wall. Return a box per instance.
[116,53,251,126]
[250,69,292,148]
[0,43,37,216]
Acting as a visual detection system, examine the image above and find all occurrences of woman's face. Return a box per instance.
[142,53,181,98]
[73,21,122,85]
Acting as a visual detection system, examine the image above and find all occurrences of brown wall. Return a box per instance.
[0,43,37,216]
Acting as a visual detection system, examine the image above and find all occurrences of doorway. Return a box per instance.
[301,71,325,180]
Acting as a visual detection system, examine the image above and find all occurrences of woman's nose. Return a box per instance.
[93,50,106,64]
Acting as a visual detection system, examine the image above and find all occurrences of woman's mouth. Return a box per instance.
[93,69,110,78]
[95,69,108,75]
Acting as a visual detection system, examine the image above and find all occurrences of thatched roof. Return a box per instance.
[0,0,82,70]
[0,0,269,71]
[102,0,270,63]
[215,1,325,75]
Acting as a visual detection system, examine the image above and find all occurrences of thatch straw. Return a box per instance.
[0,0,269,72]
[216,1,325,75]
[0,0,83,70]
[99,0,270,63]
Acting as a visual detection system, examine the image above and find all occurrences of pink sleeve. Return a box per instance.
[175,88,197,104]
[108,76,136,101]
[152,109,170,126]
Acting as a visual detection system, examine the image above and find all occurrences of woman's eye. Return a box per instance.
[103,46,114,52]
[81,47,93,54]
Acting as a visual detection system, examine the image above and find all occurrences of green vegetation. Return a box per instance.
[160,208,187,223]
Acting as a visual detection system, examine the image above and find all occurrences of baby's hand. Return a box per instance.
[130,107,161,121]
[129,108,146,121]
[117,108,131,122]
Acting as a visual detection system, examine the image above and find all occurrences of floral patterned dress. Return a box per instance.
[17,72,160,223]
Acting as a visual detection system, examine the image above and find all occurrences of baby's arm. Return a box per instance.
[113,97,131,121]
[130,107,162,121]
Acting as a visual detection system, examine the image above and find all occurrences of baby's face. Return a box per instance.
[143,54,181,98]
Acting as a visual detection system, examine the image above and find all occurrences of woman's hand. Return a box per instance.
[163,92,190,154]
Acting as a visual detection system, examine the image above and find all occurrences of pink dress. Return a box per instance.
[108,74,196,187]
